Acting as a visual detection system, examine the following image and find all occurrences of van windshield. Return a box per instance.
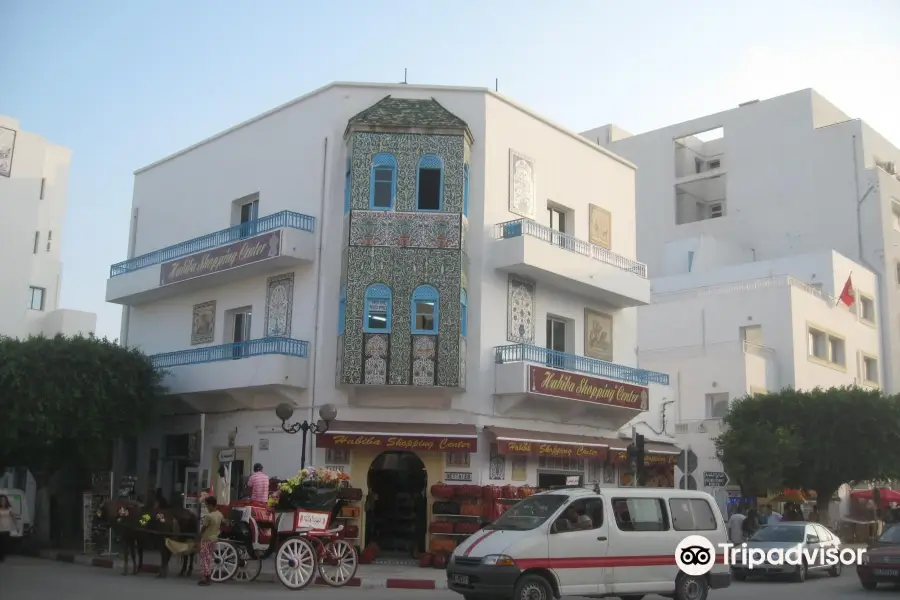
[485,495,567,531]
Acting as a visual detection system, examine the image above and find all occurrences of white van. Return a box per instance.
[447,486,730,600]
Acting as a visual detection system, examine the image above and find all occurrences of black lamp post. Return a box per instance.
[275,403,338,469]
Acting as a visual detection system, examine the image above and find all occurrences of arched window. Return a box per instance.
[416,155,444,211]
[363,284,392,333]
[460,288,468,337]
[463,164,469,217]
[411,285,439,334]
[369,153,397,210]
[344,157,352,214]
[338,285,346,335]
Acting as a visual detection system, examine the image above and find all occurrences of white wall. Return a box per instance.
[0,116,94,339]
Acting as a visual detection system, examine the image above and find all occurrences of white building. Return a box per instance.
[107,82,679,552]
[583,89,897,500]
[0,116,96,339]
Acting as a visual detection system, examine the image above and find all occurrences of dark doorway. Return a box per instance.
[366,451,427,557]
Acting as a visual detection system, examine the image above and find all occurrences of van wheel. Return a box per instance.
[514,574,553,600]
[674,574,709,600]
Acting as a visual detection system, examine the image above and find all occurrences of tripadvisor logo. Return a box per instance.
[674,535,866,576]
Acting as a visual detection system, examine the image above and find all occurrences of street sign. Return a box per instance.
[217,448,236,463]
[703,471,729,487]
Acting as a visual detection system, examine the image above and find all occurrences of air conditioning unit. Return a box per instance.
[708,202,724,219]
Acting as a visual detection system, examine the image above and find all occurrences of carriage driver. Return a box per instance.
[247,463,270,504]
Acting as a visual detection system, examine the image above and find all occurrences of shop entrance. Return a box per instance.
[366,451,427,557]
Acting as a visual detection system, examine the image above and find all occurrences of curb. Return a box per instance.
[34,551,448,589]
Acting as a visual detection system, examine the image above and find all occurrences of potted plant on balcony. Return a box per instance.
[357,218,377,246]
[394,217,414,247]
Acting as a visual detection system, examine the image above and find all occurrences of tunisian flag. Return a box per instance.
[838,275,855,307]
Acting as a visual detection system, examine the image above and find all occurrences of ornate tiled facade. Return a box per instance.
[337,96,471,389]
[507,275,536,343]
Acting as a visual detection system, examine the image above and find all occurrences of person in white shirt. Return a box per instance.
[727,507,747,543]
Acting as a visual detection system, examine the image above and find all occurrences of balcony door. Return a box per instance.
[546,317,568,369]
[231,309,252,359]
[239,199,259,238]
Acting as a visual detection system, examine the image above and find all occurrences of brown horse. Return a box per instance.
[138,504,182,578]
[93,499,144,575]
[165,506,198,577]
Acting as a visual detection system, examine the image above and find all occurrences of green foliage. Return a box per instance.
[0,334,164,475]
[715,387,900,502]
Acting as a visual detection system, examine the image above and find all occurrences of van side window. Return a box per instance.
[669,498,717,531]
[552,498,605,533]
[612,498,669,532]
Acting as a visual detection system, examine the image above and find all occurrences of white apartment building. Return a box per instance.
[0,116,96,339]
[107,82,679,553]
[582,89,897,501]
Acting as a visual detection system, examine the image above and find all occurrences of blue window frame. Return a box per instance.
[338,285,346,334]
[460,289,467,337]
[344,157,351,214]
[462,164,469,216]
[411,285,439,334]
[369,153,397,210]
[416,155,444,211]
[363,284,392,333]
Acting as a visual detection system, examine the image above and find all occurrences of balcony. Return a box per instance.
[150,337,310,412]
[491,219,649,308]
[106,211,316,305]
[493,343,669,430]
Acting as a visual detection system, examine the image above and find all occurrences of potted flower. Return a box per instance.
[394,217,414,247]
[269,467,351,511]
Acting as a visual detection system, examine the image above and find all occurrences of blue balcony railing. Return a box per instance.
[494,343,669,386]
[493,218,648,278]
[150,337,309,369]
[110,211,316,277]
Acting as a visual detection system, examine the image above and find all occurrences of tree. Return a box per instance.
[715,387,900,519]
[0,334,164,478]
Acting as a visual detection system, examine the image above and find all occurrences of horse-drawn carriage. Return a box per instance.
[210,472,359,589]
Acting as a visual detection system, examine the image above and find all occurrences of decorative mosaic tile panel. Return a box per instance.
[0,127,16,178]
[411,335,437,386]
[489,444,506,480]
[363,333,389,385]
[340,246,462,387]
[349,211,462,249]
[335,335,343,385]
[350,132,466,214]
[191,300,216,345]
[509,149,536,219]
[459,336,467,389]
[507,275,535,343]
[264,272,294,337]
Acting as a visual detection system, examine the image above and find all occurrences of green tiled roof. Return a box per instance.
[347,95,469,131]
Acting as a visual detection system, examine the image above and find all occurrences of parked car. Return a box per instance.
[857,523,900,590]
[730,521,842,582]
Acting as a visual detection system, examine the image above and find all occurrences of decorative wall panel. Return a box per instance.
[363,333,389,385]
[411,335,437,386]
[264,272,294,337]
[507,275,535,343]
[350,132,466,213]
[349,211,462,249]
[459,337,467,389]
[508,149,536,219]
[341,246,462,387]
[191,300,216,345]
[0,127,16,178]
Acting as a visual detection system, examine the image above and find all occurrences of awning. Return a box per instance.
[609,438,681,465]
[485,426,616,461]
[316,420,478,453]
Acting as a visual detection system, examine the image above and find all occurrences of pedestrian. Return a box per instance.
[196,495,223,586]
[214,465,230,506]
[0,495,19,562]
[743,508,759,540]
[727,505,746,544]
[247,463,269,504]
[808,506,819,523]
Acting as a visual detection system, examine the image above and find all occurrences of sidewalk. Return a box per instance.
[25,548,449,589]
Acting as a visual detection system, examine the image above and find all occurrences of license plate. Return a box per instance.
[451,574,470,585]
[873,569,899,576]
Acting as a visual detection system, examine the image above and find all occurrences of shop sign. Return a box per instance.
[528,366,649,411]
[160,230,282,286]
[497,440,607,461]
[317,434,477,453]
[217,448,236,463]
[445,471,472,482]
[611,450,679,466]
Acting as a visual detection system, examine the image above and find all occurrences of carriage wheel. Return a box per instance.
[317,539,359,587]
[275,537,317,590]
[209,541,239,583]
[233,545,263,582]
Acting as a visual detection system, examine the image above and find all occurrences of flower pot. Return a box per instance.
[398,234,410,247]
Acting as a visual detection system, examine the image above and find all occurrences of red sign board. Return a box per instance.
[317,434,477,453]
[497,440,607,461]
[611,450,679,466]
[160,230,282,286]
[528,366,649,411]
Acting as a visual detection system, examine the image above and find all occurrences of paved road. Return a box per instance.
[3,555,892,599]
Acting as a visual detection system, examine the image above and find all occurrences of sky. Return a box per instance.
[5,0,900,341]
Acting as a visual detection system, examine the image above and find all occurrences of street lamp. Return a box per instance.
[275,403,338,469]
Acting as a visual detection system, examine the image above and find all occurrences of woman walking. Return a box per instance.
[0,495,19,562]
[196,495,223,585]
